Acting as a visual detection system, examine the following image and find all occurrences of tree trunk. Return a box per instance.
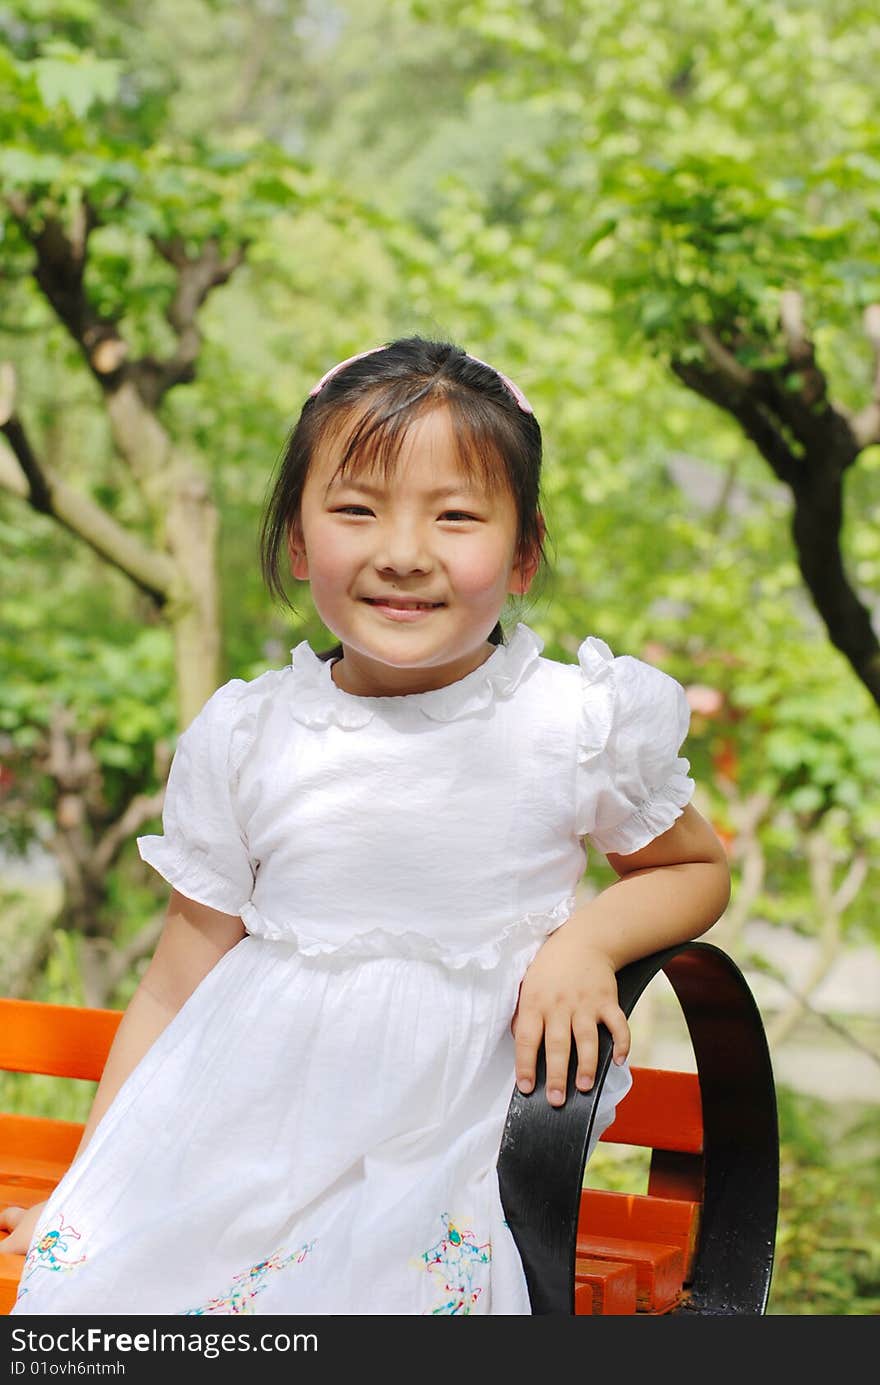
[164,464,223,727]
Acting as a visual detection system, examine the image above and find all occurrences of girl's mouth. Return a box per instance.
[363,599,444,622]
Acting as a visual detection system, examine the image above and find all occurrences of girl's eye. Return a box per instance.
[333,507,479,521]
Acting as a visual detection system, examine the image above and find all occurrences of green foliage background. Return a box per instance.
[1,0,878,1315]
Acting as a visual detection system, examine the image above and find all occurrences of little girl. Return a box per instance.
[2,336,730,1315]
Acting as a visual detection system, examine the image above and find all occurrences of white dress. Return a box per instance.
[11,623,694,1316]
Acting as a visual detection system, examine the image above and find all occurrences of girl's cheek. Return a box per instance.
[310,525,361,574]
[451,545,517,597]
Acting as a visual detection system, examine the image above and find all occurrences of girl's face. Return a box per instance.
[288,406,541,697]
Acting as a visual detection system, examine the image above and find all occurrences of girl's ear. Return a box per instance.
[287,523,309,581]
[508,512,545,596]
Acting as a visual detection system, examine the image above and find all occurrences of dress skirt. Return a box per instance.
[11,932,630,1316]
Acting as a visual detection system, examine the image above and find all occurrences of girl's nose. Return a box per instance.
[373,522,433,574]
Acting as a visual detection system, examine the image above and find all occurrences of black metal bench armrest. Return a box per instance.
[497,940,779,1315]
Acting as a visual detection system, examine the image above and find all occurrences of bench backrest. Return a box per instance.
[0,998,122,1082]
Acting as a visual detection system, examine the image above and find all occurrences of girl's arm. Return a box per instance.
[0,890,246,1255]
[512,803,730,1107]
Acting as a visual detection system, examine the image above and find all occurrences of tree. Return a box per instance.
[0,1,360,1000]
[334,0,880,705]
[0,19,301,722]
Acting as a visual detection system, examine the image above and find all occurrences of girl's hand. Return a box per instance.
[510,922,630,1107]
[0,1202,44,1256]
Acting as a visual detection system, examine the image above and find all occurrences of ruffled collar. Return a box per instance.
[287,622,544,730]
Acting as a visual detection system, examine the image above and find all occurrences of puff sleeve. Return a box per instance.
[575,636,695,857]
[136,679,257,914]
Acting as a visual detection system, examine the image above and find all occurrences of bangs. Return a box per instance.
[314,385,516,499]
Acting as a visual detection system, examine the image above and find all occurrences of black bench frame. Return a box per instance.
[497,940,779,1315]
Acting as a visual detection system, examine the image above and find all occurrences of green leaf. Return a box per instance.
[32,52,121,119]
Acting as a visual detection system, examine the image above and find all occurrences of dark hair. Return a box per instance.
[260,336,549,658]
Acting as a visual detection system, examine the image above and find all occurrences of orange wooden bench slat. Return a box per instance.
[0,999,122,1081]
[599,1066,703,1154]
[0,1114,84,1167]
[0,1152,76,1184]
[574,1256,638,1314]
[575,1237,685,1313]
[0,1183,52,1210]
[573,1281,594,1314]
[579,1188,701,1281]
[0,1257,24,1315]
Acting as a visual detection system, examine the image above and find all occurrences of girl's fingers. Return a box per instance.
[515,1001,630,1105]
[604,1008,632,1064]
[0,1205,25,1232]
[513,1011,544,1095]
[571,1015,600,1092]
[542,1018,572,1107]
[571,1007,630,1090]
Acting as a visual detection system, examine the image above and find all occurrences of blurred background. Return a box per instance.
[0,0,878,1314]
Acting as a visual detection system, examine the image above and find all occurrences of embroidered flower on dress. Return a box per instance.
[421,1214,491,1315]
[183,1239,316,1315]
[15,1213,86,1302]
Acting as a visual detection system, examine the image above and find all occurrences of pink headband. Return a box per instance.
[308,345,534,415]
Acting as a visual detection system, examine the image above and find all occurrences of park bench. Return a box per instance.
[0,939,778,1315]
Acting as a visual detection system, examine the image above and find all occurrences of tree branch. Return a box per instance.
[9,197,132,384]
[673,302,880,708]
[778,288,827,409]
[709,787,771,953]
[8,194,246,413]
[93,774,170,878]
[832,849,868,916]
[694,323,756,388]
[0,363,52,510]
[141,237,248,403]
[791,487,880,706]
[0,368,175,603]
[757,961,880,1068]
[671,356,801,487]
[779,289,811,365]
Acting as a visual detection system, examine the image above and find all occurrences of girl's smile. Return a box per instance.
[287,406,538,698]
[364,599,444,621]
